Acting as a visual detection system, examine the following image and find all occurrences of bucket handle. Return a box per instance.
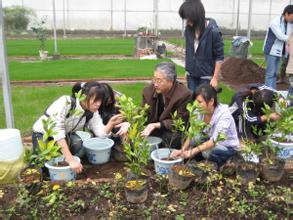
[0,165,12,181]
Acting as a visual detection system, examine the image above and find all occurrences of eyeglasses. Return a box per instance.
[152,78,166,84]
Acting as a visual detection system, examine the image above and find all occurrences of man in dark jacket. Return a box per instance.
[179,0,224,92]
[142,62,192,149]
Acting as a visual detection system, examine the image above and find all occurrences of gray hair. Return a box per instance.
[154,62,177,81]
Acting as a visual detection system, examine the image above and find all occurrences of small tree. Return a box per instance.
[30,116,61,169]
[4,6,35,33]
[117,95,150,180]
[31,17,48,51]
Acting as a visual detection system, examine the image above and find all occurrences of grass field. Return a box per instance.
[9,59,185,81]
[0,82,233,136]
[6,38,134,56]
[168,38,265,57]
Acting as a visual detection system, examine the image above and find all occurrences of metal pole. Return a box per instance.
[181,0,184,37]
[268,0,272,25]
[52,0,58,54]
[235,0,240,36]
[124,0,126,36]
[63,0,67,38]
[110,0,113,30]
[231,0,235,27]
[154,0,158,36]
[0,1,14,128]
[66,0,69,29]
[247,0,252,40]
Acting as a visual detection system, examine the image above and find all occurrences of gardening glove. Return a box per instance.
[69,159,83,173]
[115,122,130,136]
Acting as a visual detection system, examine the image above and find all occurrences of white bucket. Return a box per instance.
[0,129,24,161]
[45,156,80,181]
[151,148,183,175]
[270,138,293,159]
[76,131,92,141]
[146,136,162,158]
[83,137,114,164]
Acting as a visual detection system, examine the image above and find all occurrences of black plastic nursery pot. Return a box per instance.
[188,160,218,184]
[124,180,148,203]
[19,166,43,184]
[168,164,195,190]
[261,159,285,182]
[236,162,259,185]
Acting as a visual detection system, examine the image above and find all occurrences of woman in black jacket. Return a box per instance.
[179,0,224,92]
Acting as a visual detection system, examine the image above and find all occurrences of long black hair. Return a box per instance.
[179,0,205,36]
[99,83,116,124]
[71,81,105,107]
[193,84,222,107]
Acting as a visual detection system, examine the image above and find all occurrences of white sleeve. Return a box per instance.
[46,96,71,141]
[270,18,288,42]
[88,112,109,138]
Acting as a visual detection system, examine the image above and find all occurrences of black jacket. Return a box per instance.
[185,18,224,78]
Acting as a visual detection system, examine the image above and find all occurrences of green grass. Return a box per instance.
[0,83,147,135]
[6,38,134,56]
[168,38,265,57]
[9,59,185,81]
[0,82,235,136]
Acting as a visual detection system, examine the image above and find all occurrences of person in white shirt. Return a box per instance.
[32,81,123,173]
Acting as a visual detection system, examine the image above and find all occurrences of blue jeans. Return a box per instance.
[202,145,236,167]
[289,75,293,107]
[265,54,281,90]
[186,74,210,92]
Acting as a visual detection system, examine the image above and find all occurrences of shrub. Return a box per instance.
[4,6,35,33]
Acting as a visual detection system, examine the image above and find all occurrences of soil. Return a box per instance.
[56,161,70,167]
[220,57,289,91]
[1,160,292,219]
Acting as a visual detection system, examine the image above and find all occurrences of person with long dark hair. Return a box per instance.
[179,0,224,92]
[32,81,123,173]
[171,84,239,167]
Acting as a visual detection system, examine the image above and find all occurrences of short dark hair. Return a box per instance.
[252,89,275,113]
[283,5,293,15]
[193,84,222,107]
[179,0,205,34]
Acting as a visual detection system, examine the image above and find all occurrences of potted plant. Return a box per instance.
[168,101,210,189]
[30,116,80,182]
[117,95,150,203]
[267,102,293,162]
[31,17,48,60]
[254,104,286,182]
[236,140,262,185]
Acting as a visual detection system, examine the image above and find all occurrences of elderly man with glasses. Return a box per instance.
[141,62,192,149]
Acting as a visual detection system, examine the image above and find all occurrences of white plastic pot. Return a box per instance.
[83,137,114,164]
[269,137,293,159]
[76,131,92,141]
[146,136,162,158]
[151,148,183,175]
[39,50,48,60]
[45,156,80,181]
